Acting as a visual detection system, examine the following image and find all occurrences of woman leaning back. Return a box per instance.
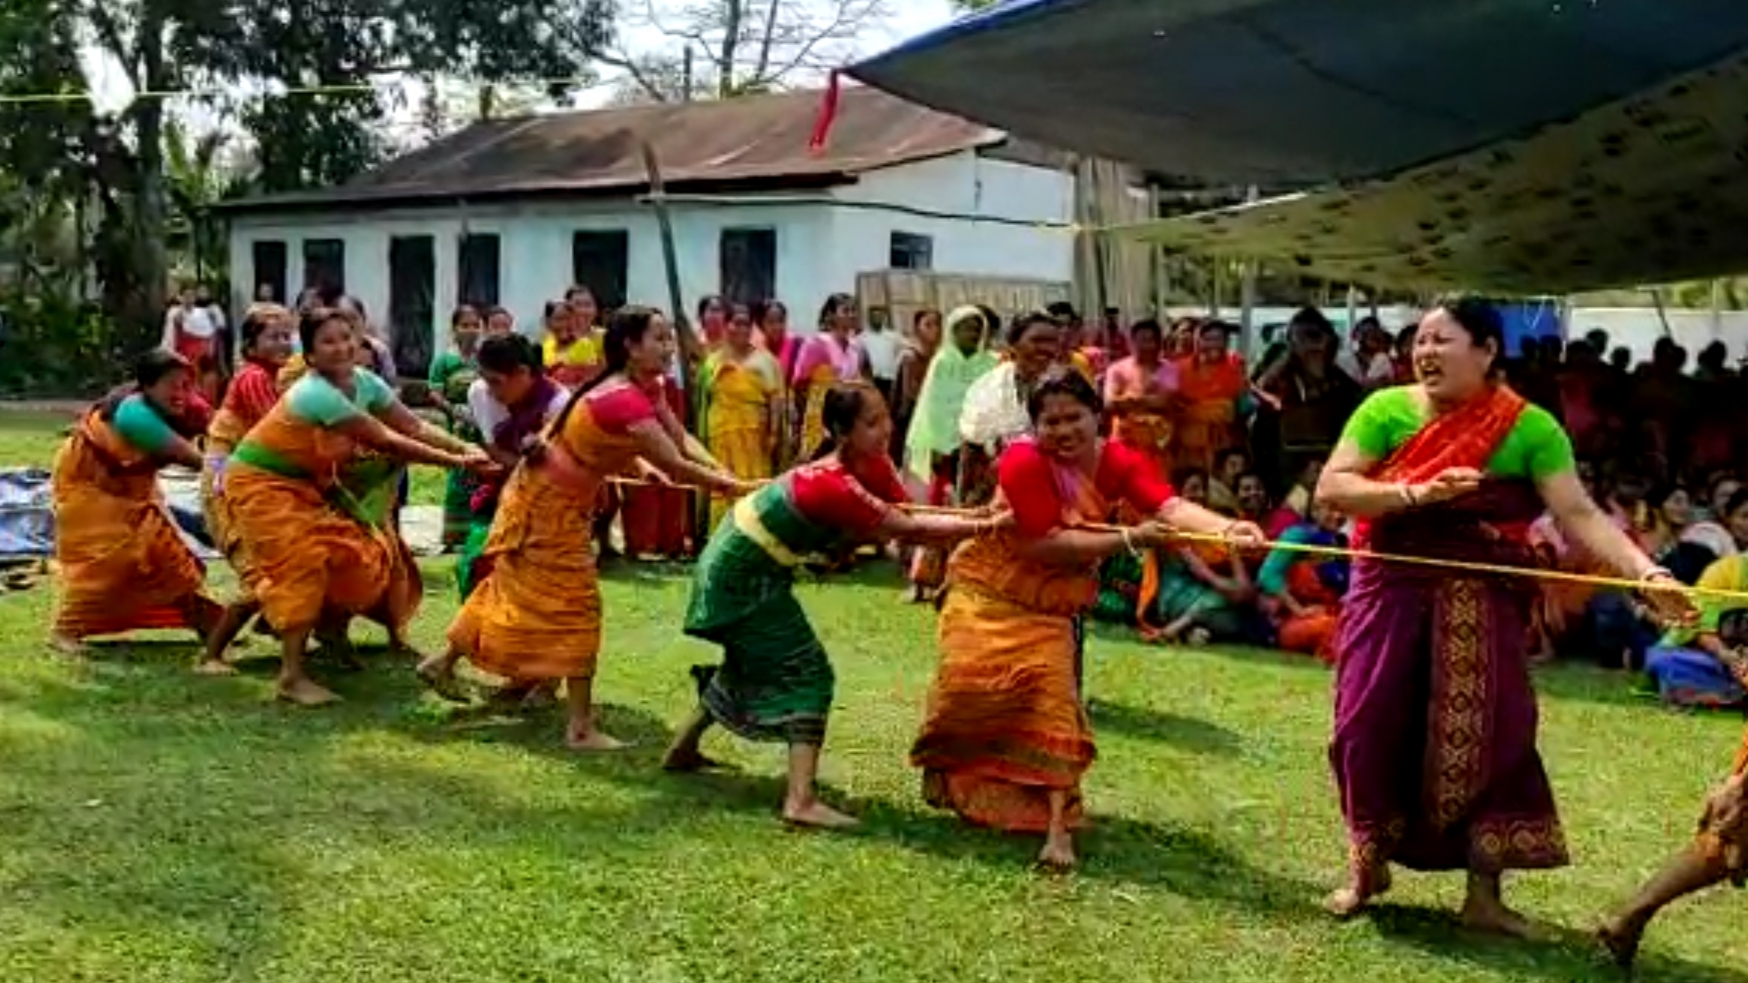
[205,307,496,706]
[665,382,997,828]
[1314,297,1692,934]
[445,306,757,751]
[911,370,1266,869]
[50,349,223,654]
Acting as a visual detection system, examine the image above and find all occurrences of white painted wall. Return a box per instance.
[223,149,1077,365]
[820,154,1075,305]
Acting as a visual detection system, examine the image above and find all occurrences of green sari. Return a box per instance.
[683,474,868,745]
[429,351,479,549]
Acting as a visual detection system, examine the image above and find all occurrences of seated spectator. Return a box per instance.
[1281,457,1324,518]
[1139,468,1257,646]
[1234,471,1299,540]
[1257,500,1349,662]
[1644,489,1748,707]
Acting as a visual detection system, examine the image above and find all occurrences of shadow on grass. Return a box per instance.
[854,797,1324,921]
[1367,903,1748,983]
[1086,698,1243,756]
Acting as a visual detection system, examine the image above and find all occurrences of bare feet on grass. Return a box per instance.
[1037,833,1078,871]
[782,799,859,830]
[565,725,629,752]
[1323,863,1392,919]
[277,675,341,707]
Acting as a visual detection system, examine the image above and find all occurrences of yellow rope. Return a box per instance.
[603,474,1743,604]
[0,77,615,106]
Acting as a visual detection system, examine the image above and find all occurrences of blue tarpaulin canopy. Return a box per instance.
[848,0,1748,186]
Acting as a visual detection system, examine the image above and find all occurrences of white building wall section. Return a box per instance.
[223,151,1076,360]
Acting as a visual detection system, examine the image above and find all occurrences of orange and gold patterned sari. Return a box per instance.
[446,385,646,683]
[51,409,217,640]
[223,402,422,635]
[911,455,1105,834]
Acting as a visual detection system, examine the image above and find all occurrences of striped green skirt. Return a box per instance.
[683,525,833,745]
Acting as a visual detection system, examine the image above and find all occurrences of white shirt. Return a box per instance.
[160,303,225,349]
[467,377,571,441]
[861,329,901,381]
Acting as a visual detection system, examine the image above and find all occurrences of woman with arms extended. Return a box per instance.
[665,383,997,828]
[193,305,294,670]
[1315,298,1690,933]
[912,371,1265,869]
[446,307,756,751]
[211,308,494,706]
[1600,528,1748,965]
[417,333,570,700]
[51,349,221,654]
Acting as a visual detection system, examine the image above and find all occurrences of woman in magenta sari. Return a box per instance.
[1316,298,1691,935]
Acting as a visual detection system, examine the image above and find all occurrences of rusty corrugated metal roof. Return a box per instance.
[221,86,1004,213]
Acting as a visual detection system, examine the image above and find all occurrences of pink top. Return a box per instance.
[791,332,862,386]
[1103,356,1181,404]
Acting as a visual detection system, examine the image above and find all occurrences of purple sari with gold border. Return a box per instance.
[1330,386,1569,874]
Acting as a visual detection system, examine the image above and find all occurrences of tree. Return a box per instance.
[0,0,616,342]
[602,0,895,103]
[948,0,1000,10]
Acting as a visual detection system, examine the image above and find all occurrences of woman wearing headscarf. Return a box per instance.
[901,306,999,599]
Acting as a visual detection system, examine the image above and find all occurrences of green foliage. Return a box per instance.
[0,289,138,398]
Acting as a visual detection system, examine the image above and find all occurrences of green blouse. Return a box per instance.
[1337,386,1576,481]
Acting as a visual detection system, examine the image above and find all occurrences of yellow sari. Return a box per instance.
[698,348,779,530]
[51,409,218,640]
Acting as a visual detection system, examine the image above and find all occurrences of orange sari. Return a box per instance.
[912,459,1105,834]
[200,361,279,595]
[224,403,422,635]
[1174,353,1246,472]
[51,409,217,640]
[446,385,645,682]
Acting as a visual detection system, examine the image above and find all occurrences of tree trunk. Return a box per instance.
[134,8,171,333]
[717,0,743,97]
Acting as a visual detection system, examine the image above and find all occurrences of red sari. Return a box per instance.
[621,374,694,558]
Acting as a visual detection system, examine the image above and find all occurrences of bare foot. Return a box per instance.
[1460,894,1537,939]
[276,676,341,707]
[1323,864,1391,920]
[1185,626,1213,647]
[415,658,470,704]
[48,634,87,659]
[193,658,238,677]
[565,728,629,752]
[782,800,859,829]
[1037,835,1078,871]
[1596,914,1645,969]
[662,747,727,772]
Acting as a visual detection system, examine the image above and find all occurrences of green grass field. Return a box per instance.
[1,408,1746,983]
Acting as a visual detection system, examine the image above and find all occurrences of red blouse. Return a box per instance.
[1000,438,1175,539]
[789,455,910,537]
[224,361,280,426]
[583,380,662,433]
